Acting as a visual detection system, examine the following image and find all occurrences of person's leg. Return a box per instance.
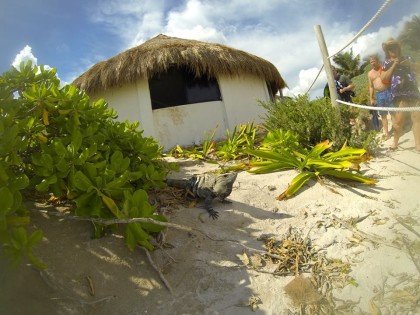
[410,100,420,151]
[405,112,413,132]
[381,114,390,138]
[377,90,390,137]
[391,99,405,150]
[370,110,380,130]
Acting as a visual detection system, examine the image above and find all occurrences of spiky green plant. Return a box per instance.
[216,122,260,160]
[168,126,218,160]
[261,129,300,152]
[245,140,376,200]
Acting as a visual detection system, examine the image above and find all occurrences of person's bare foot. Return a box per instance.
[389,145,398,151]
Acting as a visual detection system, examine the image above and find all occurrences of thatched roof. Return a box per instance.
[72,34,287,94]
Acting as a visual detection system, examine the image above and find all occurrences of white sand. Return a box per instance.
[1,131,419,314]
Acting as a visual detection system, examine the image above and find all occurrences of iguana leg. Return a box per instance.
[185,188,195,199]
[204,196,219,219]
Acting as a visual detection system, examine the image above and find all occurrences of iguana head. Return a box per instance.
[213,172,238,201]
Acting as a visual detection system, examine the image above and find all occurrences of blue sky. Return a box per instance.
[1,0,419,97]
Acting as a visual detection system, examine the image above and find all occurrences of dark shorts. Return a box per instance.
[376,89,393,116]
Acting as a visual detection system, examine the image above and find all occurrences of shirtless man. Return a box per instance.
[368,55,392,138]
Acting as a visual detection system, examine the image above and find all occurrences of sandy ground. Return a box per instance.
[1,130,420,315]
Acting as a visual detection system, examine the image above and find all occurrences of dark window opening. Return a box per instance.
[266,82,276,102]
[149,66,222,110]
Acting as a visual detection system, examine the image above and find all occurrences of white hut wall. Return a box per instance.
[89,80,157,139]
[87,74,270,151]
[218,75,270,129]
[152,100,228,150]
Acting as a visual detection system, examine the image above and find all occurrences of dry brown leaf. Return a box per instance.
[348,236,362,244]
[284,275,322,306]
[188,200,197,208]
[250,254,263,268]
[373,219,388,226]
[248,295,262,311]
[389,289,417,303]
[368,298,382,315]
[237,252,250,266]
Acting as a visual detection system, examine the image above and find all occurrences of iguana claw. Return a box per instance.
[208,209,219,220]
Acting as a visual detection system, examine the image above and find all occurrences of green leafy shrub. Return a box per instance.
[0,62,171,267]
[259,95,377,151]
[351,68,370,106]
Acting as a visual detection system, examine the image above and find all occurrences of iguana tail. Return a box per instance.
[165,178,189,189]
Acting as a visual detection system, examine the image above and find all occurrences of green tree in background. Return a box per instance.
[332,48,363,78]
[398,15,420,51]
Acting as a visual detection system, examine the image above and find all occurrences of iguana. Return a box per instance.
[165,172,238,219]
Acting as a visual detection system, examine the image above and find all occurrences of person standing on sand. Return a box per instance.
[323,66,355,102]
[368,55,393,138]
[380,38,420,151]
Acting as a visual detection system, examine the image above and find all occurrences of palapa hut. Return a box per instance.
[73,34,287,150]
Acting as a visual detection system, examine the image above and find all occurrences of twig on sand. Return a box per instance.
[40,268,115,306]
[401,238,420,274]
[40,210,195,233]
[142,247,174,295]
[50,295,116,305]
[351,211,375,225]
[393,216,420,273]
[41,210,288,291]
[332,214,398,248]
[40,210,280,259]
[394,216,420,238]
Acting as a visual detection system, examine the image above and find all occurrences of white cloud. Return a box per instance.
[11,45,61,83]
[291,68,326,96]
[90,0,167,46]
[12,45,37,69]
[86,0,416,99]
[165,0,226,42]
[352,20,407,61]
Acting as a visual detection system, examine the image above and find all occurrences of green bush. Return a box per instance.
[259,95,377,151]
[351,64,371,107]
[0,62,171,268]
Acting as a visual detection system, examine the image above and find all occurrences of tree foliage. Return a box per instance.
[332,48,363,78]
[398,15,420,51]
[0,62,171,268]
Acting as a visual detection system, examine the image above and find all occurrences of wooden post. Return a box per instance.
[314,25,338,107]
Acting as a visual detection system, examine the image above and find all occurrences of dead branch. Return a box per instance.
[40,210,194,232]
[142,247,174,295]
[40,210,283,261]
[332,214,398,249]
[401,238,420,274]
[394,216,420,239]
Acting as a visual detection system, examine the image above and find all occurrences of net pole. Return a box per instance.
[314,25,338,107]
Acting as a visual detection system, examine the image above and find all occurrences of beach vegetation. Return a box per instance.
[0,62,172,268]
